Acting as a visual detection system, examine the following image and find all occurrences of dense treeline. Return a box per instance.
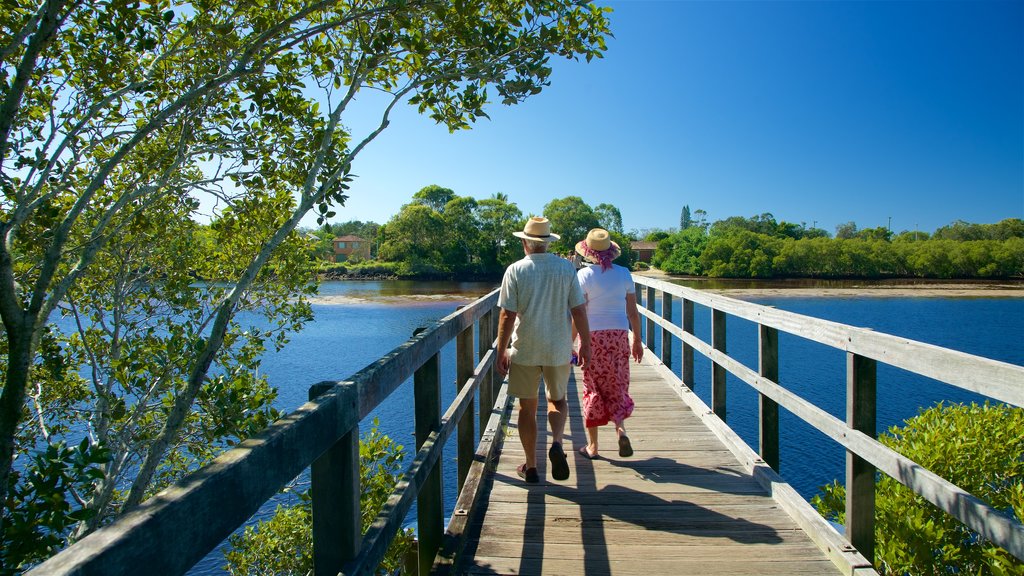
[310,188,635,277]
[652,214,1024,279]
[308,198,1022,280]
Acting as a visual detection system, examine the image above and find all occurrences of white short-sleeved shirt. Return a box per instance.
[576,264,635,331]
[498,252,585,366]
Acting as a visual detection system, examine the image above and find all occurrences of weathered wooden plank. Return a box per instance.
[461,556,841,576]
[470,539,835,561]
[456,356,858,576]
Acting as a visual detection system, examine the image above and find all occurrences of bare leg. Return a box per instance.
[518,397,539,468]
[585,425,599,456]
[614,419,627,438]
[547,397,568,446]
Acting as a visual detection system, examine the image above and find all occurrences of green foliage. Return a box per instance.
[543,196,600,255]
[224,422,413,576]
[647,215,1023,279]
[594,203,624,235]
[1,439,110,572]
[653,227,708,275]
[378,189,524,276]
[812,402,1024,575]
[412,185,457,213]
[934,219,1024,242]
[1,0,613,569]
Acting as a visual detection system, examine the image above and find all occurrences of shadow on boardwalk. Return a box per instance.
[459,369,804,575]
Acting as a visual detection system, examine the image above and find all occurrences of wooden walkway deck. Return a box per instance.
[454,355,850,576]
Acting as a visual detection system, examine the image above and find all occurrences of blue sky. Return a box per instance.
[325,0,1023,236]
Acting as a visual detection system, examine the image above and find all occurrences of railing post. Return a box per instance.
[414,328,443,576]
[478,308,494,436]
[645,286,656,352]
[308,383,361,576]
[456,310,475,493]
[682,298,694,389]
[846,352,877,563]
[758,325,780,471]
[661,291,673,369]
[711,309,727,420]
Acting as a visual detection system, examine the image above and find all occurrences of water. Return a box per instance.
[188,281,1021,573]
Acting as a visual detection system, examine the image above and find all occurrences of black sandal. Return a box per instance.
[618,435,633,457]
[548,443,570,480]
[516,463,539,483]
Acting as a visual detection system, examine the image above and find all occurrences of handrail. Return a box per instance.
[30,289,504,576]
[631,275,1024,564]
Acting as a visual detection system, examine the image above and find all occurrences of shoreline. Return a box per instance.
[307,270,1023,302]
[631,269,1024,298]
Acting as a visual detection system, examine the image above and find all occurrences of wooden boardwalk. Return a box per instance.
[454,355,849,576]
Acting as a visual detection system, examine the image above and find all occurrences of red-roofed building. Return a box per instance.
[332,235,370,262]
[631,241,658,263]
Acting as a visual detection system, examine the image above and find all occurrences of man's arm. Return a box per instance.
[570,304,592,369]
[496,308,517,376]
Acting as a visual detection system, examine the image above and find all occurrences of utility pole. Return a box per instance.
[887,216,892,234]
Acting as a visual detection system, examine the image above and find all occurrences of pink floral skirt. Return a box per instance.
[581,329,634,428]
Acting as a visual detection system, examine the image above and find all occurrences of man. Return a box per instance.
[496,216,592,483]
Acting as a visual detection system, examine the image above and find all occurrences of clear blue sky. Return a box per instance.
[323,0,1023,236]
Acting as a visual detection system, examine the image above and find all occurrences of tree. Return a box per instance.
[0,0,612,567]
[594,202,623,234]
[680,205,692,229]
[653,227,707,275]
[412,185,457,213]
[543,196,600,254]
[835,221,859,239]
[442,195,481,271]
[813,402,1024,575]
[477,193,523,269]
[378,203,447,274]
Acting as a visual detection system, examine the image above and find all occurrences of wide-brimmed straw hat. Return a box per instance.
[575,228,620,262]
[512,216,560,242]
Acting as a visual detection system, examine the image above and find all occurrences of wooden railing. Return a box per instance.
[30,289,508,576]
[631,275,1024,565]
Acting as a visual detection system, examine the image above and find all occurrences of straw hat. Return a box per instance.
[512,216,560,242]
[575,228,620,262]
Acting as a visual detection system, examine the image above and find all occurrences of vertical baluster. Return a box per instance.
[645,286,656,352]
[635,282,644,342]
[414,329,443,576]
[308,383,360,576]
[661,291,673,369]
[478,309,493,435]
[759,325,779,471]
[846,352,877,563]
[711,309,727,420]
[682,298,694,389]
[456,315,474,493]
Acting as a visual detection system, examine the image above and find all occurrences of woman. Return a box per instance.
[573,228,643,459]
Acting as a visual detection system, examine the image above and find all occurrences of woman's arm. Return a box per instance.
[625,292,643,363]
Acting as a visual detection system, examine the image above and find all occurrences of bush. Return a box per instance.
[224,421,413,575]
[812,402,1024,575]
[633,261,650,271]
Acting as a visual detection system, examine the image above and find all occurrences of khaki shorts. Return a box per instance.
[507,363,571,401]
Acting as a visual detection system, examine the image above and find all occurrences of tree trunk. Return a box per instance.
[0,315,35,536]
